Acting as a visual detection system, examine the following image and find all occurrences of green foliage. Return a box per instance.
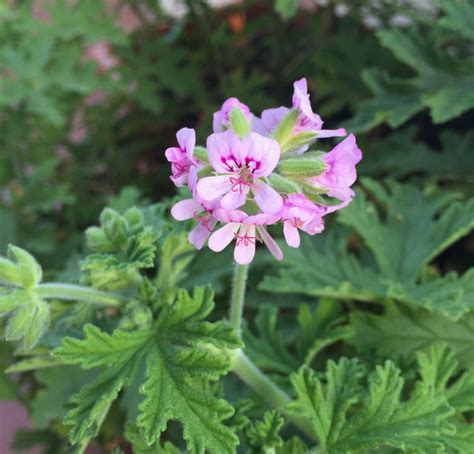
[244,410,284,452]
[261,179,474,320]
[82,207,159,290]
[0,245,51,349]
[287,357,464,453]
[53,287,241,452]
[244,301,352,376]
[349,1,474,131]
[349,303,474,368]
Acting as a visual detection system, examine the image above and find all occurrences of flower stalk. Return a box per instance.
[229,263,248,336]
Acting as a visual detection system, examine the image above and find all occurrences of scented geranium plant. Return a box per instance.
[1,79,472,454]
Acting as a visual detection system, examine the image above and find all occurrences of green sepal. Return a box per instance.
[282,132,318,154]
[268,174,301,194]
[272,109,298,149]
[230,107,251,138]
[194,145,209,163]
[8,245,43,290]
[279,157,327,177]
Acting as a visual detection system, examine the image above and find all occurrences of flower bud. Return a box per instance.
[281,131,317,153]
[268,174,301,194]
[193,146,209,163]
[278,157,327,177]
[229,107,251,138]
[272,109,298,149]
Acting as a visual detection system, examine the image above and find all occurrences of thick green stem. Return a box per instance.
[232,350,316,441]
[229,263,248,336]
[36,283,125,307]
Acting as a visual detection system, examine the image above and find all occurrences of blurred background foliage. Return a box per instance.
[3,0,471,272]
[1,0,473,451]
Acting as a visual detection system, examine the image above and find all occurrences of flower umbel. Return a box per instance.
[167,78,362,264]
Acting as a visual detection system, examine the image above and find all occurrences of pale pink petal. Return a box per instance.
[189,218,216,250]
[221,185,249,210]
[188,166,198,191]
[317,128,347,138]
[242,133,280,177]
[234,225,256,265]
[257,226,284,261]
[171,199,202,221]
[208,222,238,252]
[176,127,196,159]
[197,175,232,201]
[206,130,243,173]
[252,180,283,214]
[259,107,289,135]
[283,221,300,248]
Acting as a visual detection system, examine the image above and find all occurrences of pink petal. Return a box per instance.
[259,107,289,135]
[196,175,232,201]
[165,146,183,162]
[242,133,280,177]
[252,180,283,214]
[221,185,249,210]
[257,226,283,261]
[208,222,238,252]
[206,130,243,173]
[317,128,347,138]
[234,225,256,265]
[171,199,202,221]
[283,221,300,248]
[176,127,196,159]
[189,218,216,250]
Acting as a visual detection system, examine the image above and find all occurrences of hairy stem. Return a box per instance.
[232,350,316,441]
[36,283,125,307]
[229,263,249,336]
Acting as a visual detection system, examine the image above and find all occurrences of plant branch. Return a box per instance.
[232,350,316,441]
[36,283,125,307]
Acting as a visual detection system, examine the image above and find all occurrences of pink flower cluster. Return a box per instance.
[166,78,362,265]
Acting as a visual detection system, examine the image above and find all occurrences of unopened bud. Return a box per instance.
[279,157,327,177]
[268,174,301,194]
[272,109,298,149]
[193,146,209,163]
[281,131,317,153]
[230,108,251,139]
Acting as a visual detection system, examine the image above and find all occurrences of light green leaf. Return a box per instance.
[245,410,284,452]
[53,287,240,452]
[417,343,474,413]
[349,303,474,368]
[287,359,455,453]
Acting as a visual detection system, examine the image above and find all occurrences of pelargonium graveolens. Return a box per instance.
[166,78,362,264]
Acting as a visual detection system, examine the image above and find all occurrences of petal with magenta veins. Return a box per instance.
[221,184,249,210]
[207,130,243,173]
[234,225,256,265]
[189,218,216,250]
